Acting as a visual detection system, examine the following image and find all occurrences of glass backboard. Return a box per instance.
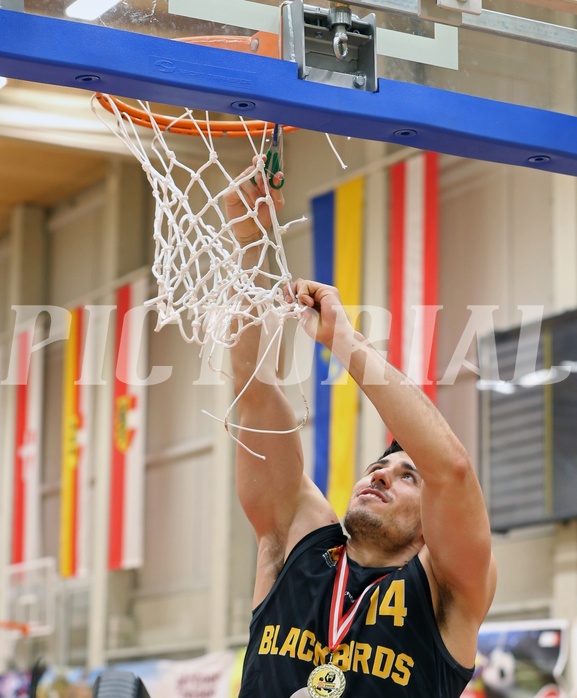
[1,0,577,173]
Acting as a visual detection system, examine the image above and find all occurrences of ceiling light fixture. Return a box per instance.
[65,0,122,21]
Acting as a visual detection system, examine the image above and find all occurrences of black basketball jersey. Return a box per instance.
[238,523,473,698]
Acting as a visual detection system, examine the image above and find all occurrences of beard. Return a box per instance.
[343,505,422,555]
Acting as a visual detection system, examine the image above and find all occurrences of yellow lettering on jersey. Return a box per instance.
[279,627,300,658]
[371,646,395,679]
[366,587,379,626]
[378,580,407,627]
[352,642,372,674]
[257,624,415,686]
[258,625,276,655]
[314,641,330,666]
[270,624,281,654]
[298,630,316,662]
[392,653,414,685]
[332,642,352,671]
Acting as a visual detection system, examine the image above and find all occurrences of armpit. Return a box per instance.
[434,582,454,631]
[256,532,287,584]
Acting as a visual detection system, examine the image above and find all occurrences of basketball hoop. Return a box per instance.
[0,620,31,668]
[0,621,30,636]
[91,29,308,351]
[90,29,330,453]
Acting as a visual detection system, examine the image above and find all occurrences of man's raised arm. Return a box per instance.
[291,277,496,665]
[225,164,335,605]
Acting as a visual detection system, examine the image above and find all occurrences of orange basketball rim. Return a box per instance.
[0,620,31,636]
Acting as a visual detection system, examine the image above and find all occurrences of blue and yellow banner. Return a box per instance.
[312,178,364,518]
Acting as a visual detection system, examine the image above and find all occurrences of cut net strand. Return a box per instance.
[202,321,310,459]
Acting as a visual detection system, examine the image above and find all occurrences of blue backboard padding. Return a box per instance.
[1,9,577,174]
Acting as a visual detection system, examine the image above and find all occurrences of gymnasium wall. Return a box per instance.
[0,123,576,682]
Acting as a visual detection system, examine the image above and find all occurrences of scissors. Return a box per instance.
[253,124,284,189]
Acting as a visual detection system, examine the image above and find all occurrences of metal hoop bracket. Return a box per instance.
[282,0,378,92]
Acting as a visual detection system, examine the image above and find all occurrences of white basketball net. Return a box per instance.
[92,95,304,352]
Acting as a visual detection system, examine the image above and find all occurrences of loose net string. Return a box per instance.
[92,95,310,453]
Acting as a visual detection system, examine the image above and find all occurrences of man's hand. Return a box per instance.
[287,279,353,350]
[224,155,285,244]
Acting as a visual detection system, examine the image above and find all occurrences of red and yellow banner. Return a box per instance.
[108,279,148,570]
[60,307,90,578]
[12,328,43,564]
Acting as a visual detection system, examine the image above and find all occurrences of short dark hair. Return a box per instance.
[379,439,404,461]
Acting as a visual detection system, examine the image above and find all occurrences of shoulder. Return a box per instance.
[253,522,344,607]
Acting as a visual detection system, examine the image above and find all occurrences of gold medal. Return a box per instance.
[308,548,387,698]
[307,663,346,698]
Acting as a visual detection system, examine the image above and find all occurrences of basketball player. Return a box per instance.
[225,160,496,697]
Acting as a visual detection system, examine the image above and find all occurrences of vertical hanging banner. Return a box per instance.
[108,278,149,571]
[388,151,439,402]
[12,327,43,564]
[312,178,364,518]
[60,307,92,578]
